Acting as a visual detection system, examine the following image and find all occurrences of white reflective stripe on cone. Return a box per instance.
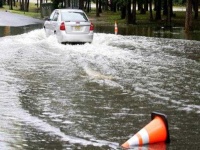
[138,128,149,144]
[127,135,139,146]
[127,128,149,147]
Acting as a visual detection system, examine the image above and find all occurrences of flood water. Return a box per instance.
[0,25,199,150]
[1,24,200,41]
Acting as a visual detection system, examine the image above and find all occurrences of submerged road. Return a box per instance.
[0,10,44,26]
[0,29,199,149]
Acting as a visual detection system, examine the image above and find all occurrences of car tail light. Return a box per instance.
[90,23,94,31]
[60,22,66,30]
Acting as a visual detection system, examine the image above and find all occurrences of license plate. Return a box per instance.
[74,26,80,31]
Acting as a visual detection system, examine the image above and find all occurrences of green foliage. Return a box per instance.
[114,0,126,6]
[51,0,63,9]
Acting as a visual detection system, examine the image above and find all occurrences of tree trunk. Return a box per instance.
[25,0,29,12]
[10,0,13,10]
[13,0,16,7]
[104,0,108,10]
[144,0,148,11]
[64,0,69,8]
[99,0,102,13]
[96,0,100,17]
[166,0,172,27]
[149,0,153,21]
[132,0,136,24]
[79,0,84,9]
[138,0,142,11]
[85,0,90,12]
[185,0,193,32]
[125,0,129,24]
[192,0,198,19]
[0,0,3,8]
[163,0,168,15]
[155,0,162,20]
[68,0,71,8]
[126,0,133,24]
[20,0,25,10]
[87,0,91,12]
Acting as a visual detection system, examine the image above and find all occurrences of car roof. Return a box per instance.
[55,9,84,13]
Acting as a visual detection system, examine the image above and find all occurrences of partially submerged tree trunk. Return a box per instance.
[185,0,193,32]
[126,0,133,24]
[122,0,136,24]
[166,0,173,27]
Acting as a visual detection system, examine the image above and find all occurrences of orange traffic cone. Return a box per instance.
[129,142,166,150]
[114,21,118,35]
[121,112,170,149]
[148,142,166,150]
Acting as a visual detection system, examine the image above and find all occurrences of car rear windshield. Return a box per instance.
[61,12,88,22]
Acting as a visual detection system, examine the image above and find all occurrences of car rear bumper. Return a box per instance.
[58,31,94,43]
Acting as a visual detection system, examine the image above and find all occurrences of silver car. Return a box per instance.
[44,9,94,44]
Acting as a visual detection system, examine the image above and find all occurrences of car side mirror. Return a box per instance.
[44,17,51,21]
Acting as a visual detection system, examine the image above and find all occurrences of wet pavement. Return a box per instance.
[0,10,43,26]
